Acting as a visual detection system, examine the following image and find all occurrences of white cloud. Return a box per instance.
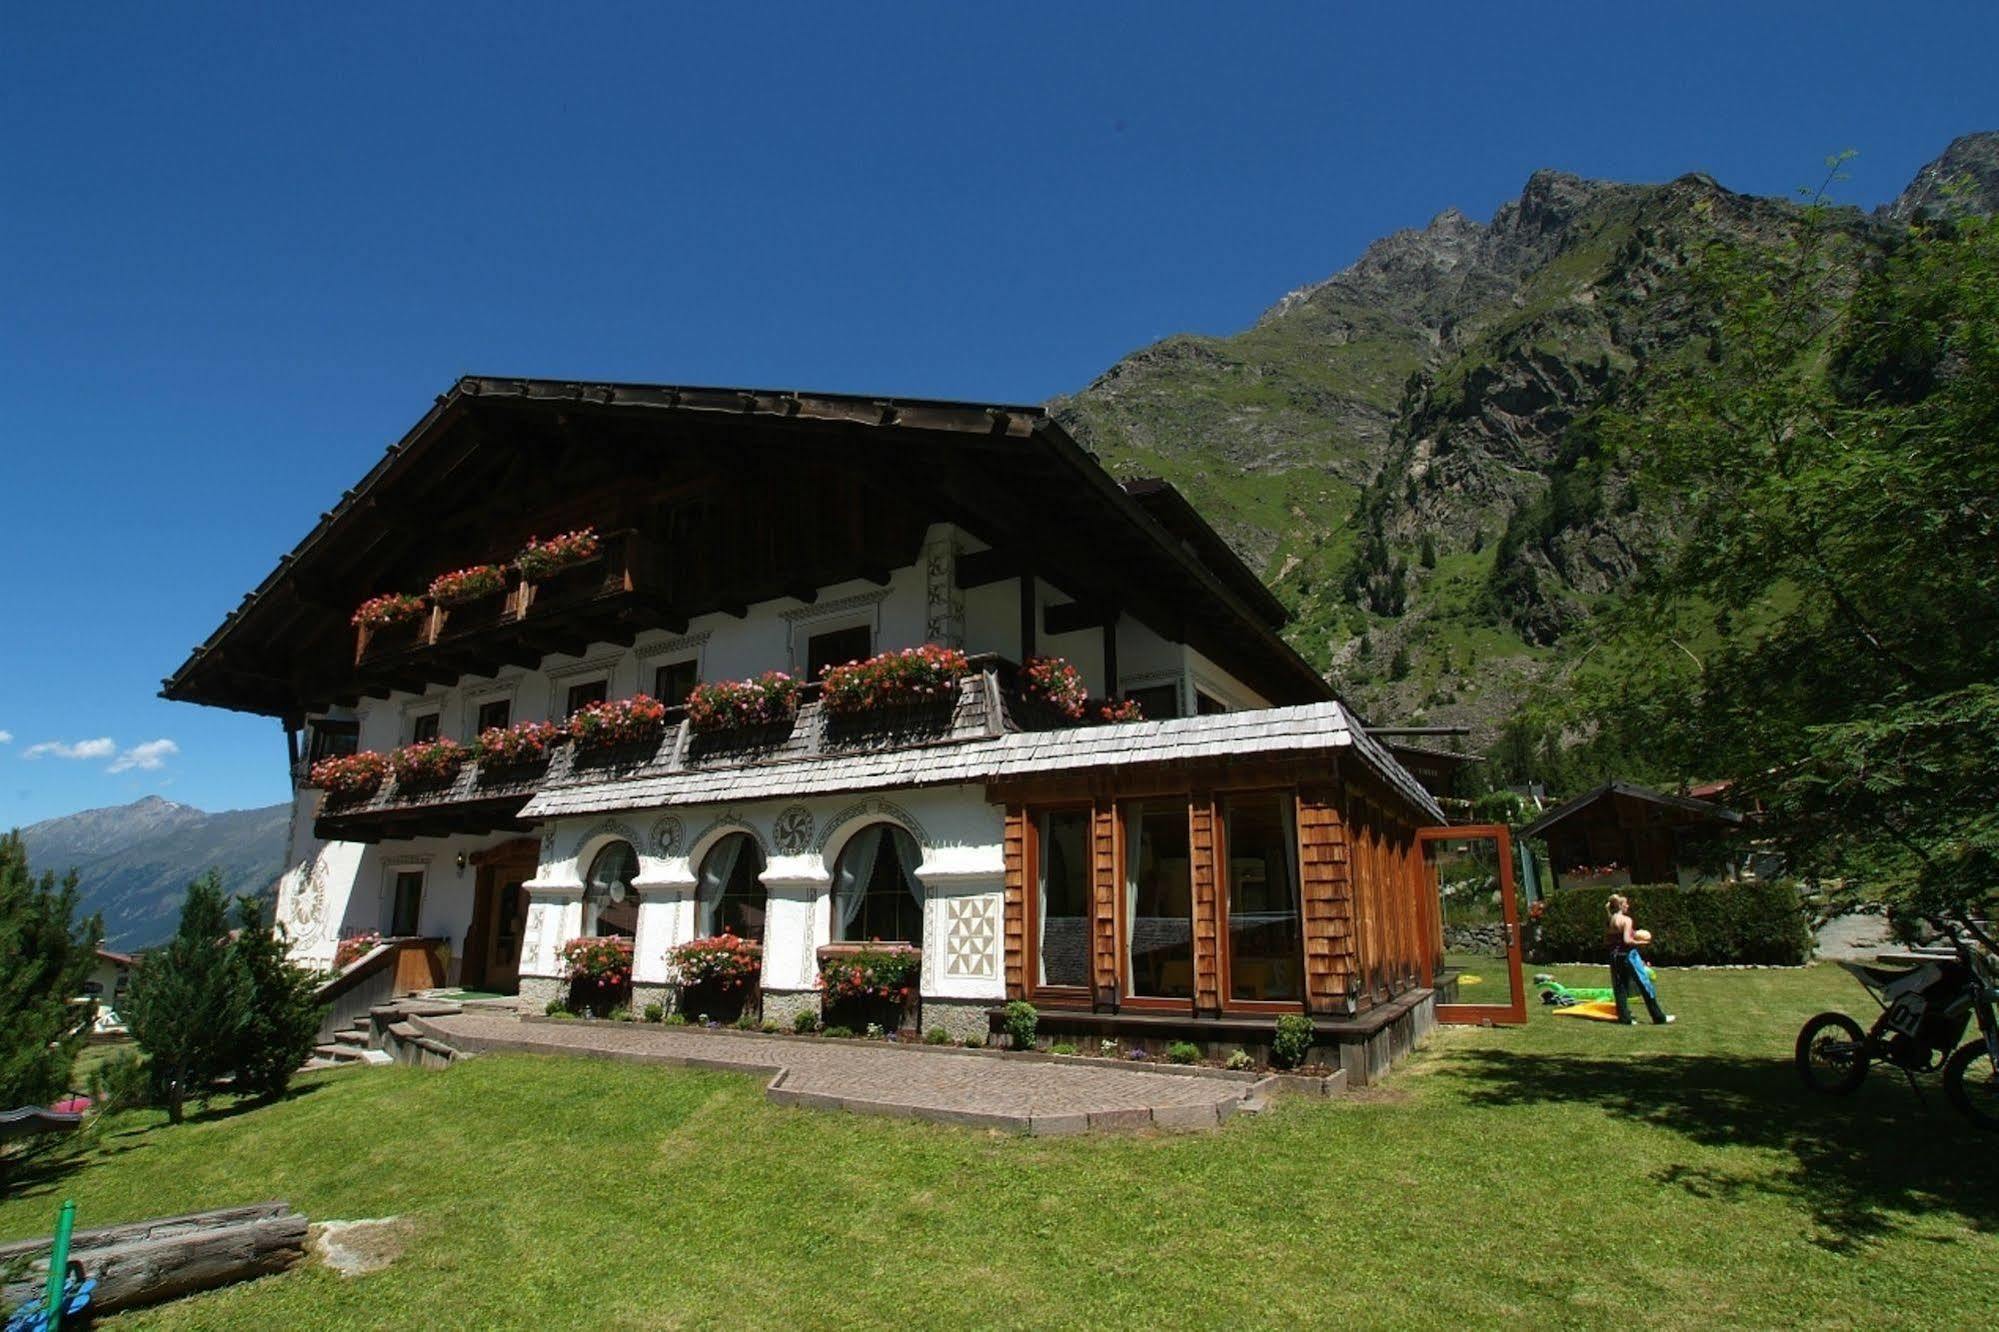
[24,737,117,761]
[0,730,11,744]
[109,739,180,773]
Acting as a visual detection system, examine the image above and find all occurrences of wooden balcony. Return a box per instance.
[348,529,674,700]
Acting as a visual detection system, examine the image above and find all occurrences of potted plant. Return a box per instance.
[817,943,921,1033]
[308,751,389,801]
[1019,655,1088,722]
[352,592,428,656]
[1090,697,1145,724]
[515,528,602,580]
[471,719,566,771]
[820,645,969,717]
[333,932,383,969]
[427,564,510,605]
[390,736,468,789]
[567,694,668,752]
[669,933,762,1022]
[560,936,634,1016]
[684,672,800,734]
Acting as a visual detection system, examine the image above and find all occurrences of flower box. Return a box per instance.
[390,737,469,789]
[820,645,969,716]
[671,934,762,1022]
[567,694,668,751]
[334,932,383,970]
[427,564,511,606]
[685,672,800,734]
[308,751,389,801]
[1020,655,1088,721]
[471,720,565,770]
[1090,697,1145,725]
[516,528,602,580]
[352,592,427,630]
[818,943,921,1034]
[561,935,634,1017]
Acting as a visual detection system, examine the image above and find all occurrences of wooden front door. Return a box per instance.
[464,840,538,994]
[1420,824,1527,1025]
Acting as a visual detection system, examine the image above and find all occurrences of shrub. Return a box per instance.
[351,591,425,629]
[472,720,565,768]
[226,898,326,1101]
[959,1034,986,1049]
[685,672,801,733]
[1020,656,1088,720]
[1098,1039,1119,1059]
[87,1050,153,1113]
[428,564,510,605]
[1271,1014,1316,1069]
[923,1027,953,1045]
[547,1010,577,1021]
[515,528,601,579]
[642,1003,664,1023]
[544,997,569,1017]
[608,1005,634,1023]
[390,736,468,788]
[819,644,969,714]
[818,945,920,1004]
[1532,881,1811,966]
[1166,1041,1201,1065]
[792,1009,819,1034]
[864,1022,886,1040]
[665,1012,689,1027]
[822,1025,856,1040]
[567,695,668,750]
[1224,1049,1255,1072]
[308,751,388,800]
[124,875,243,1124]
[735,1012,760,1031]
[1002,1000,1038,1051]
[760,1018,781,1034]
[1049,1042,1077,1056]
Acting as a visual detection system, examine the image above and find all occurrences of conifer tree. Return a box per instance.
[125,873,243,1123]
[0,831,102,1108]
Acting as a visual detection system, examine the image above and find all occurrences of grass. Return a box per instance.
[5,966,1996,1329]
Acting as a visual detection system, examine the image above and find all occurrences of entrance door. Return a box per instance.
[1420,824,1526,1025]
[480,877,528,994]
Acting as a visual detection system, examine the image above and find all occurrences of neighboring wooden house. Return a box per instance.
[162,377,1522,1073]
[1521,780,1745,892]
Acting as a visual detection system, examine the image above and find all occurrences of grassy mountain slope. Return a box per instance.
[1054,134,1998,747]
[19,795,290,949]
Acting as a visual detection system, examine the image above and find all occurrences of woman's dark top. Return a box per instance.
[1607,921,1630,956]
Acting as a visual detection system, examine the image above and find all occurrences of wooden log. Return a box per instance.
[0,1201,307,1315]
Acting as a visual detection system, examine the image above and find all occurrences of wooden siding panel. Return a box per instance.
[1003,805,1027,1000]
[1189,794,1220,1012]
[1091,801,1119,999]
[1297,784,1353,1014]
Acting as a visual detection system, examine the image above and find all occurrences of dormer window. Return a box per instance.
[807,624,871,681]
[475,698,512,734]
[410,712,441,743]
[565,679,609,717]
[654,659,698,708]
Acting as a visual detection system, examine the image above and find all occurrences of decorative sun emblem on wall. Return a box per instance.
[772,806,814,855]
[652,816,683,857]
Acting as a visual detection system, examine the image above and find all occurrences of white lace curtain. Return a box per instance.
[695,834,747,937]
[832,824,922,937]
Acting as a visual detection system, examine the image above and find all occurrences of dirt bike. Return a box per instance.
[1795,914,1999,1130]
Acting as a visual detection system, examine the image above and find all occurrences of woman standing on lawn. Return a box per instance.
[1606,893,1674,1026]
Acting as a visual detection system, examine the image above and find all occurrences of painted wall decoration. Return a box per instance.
[772,805,814,855]
[651,815,683,857]
[945,895,999,979]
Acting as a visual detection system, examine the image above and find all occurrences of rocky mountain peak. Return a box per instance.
[1884,130,1999,221]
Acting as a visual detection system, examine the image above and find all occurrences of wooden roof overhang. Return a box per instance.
[162,377,1334,719]
[1519,780,1744,841]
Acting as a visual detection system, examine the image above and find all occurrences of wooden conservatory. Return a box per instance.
[163,376,1524,1082]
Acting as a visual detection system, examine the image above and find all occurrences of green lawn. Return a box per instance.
[5,966,1996,1329]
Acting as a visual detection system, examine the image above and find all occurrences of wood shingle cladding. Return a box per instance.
[1297,785,1353,1013]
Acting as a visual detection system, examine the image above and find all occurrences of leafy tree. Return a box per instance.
[226,896,325,1101]
[1581,184,1999,917]
[126,873,244,1123]
[0,831,102,1108]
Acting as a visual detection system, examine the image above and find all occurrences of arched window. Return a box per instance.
[696,833,767,940]
[831,824,924,944]
[584,841,640,937]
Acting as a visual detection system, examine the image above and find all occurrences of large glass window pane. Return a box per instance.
[833,824,924,943]
[697,833,767,940]
[1125,803,1193,999]
[1225,796,1303,1003]
[1037,810,1091,989]
[390,871,424,936]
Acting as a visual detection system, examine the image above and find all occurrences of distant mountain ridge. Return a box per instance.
[1054,131,1999,742]
[18,795,290,950]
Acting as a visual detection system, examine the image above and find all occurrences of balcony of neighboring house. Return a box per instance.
[348,528,676,703]
[308,655,1119,844]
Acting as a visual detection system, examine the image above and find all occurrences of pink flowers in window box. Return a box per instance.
[390,736,468,787]
[568,694,668,750]
[515,528,602,579]
[334,932,383,969]
[817,944,921,1002]
[1020,655,1088,720]
[427,564,510,605]
[820,644,969,715]
[351,592,426,629]
[561,936,634,985]
[669,934,762,990]
[308,751,389,799]
[684,672,800,734]
[472,720,566,768]
[1091,697,1145,724]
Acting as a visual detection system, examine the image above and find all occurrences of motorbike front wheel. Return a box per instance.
[1796,1012,1870,1095]
[1942,1039,1999,1131]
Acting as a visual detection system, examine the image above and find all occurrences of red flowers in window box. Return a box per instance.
[427,564,510,605]
[1091,697,1145,724]
[568,694,668,750]
[334,932,383,970]
[817,944,921,1001]
[669,934,762,990]
[560,936,634,985]
[351,592,427,629]
[472,720,566,768]
[820,645,969,716]
[1020,655,1088,720]
[308,751,389,799]
[516,528,602,579]
[390,736,468,788]
[684,672,800,733]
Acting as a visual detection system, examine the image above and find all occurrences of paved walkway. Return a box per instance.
[415,1011,1269,1135]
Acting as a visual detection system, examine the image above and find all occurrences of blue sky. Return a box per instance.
[2,3,1994,828]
